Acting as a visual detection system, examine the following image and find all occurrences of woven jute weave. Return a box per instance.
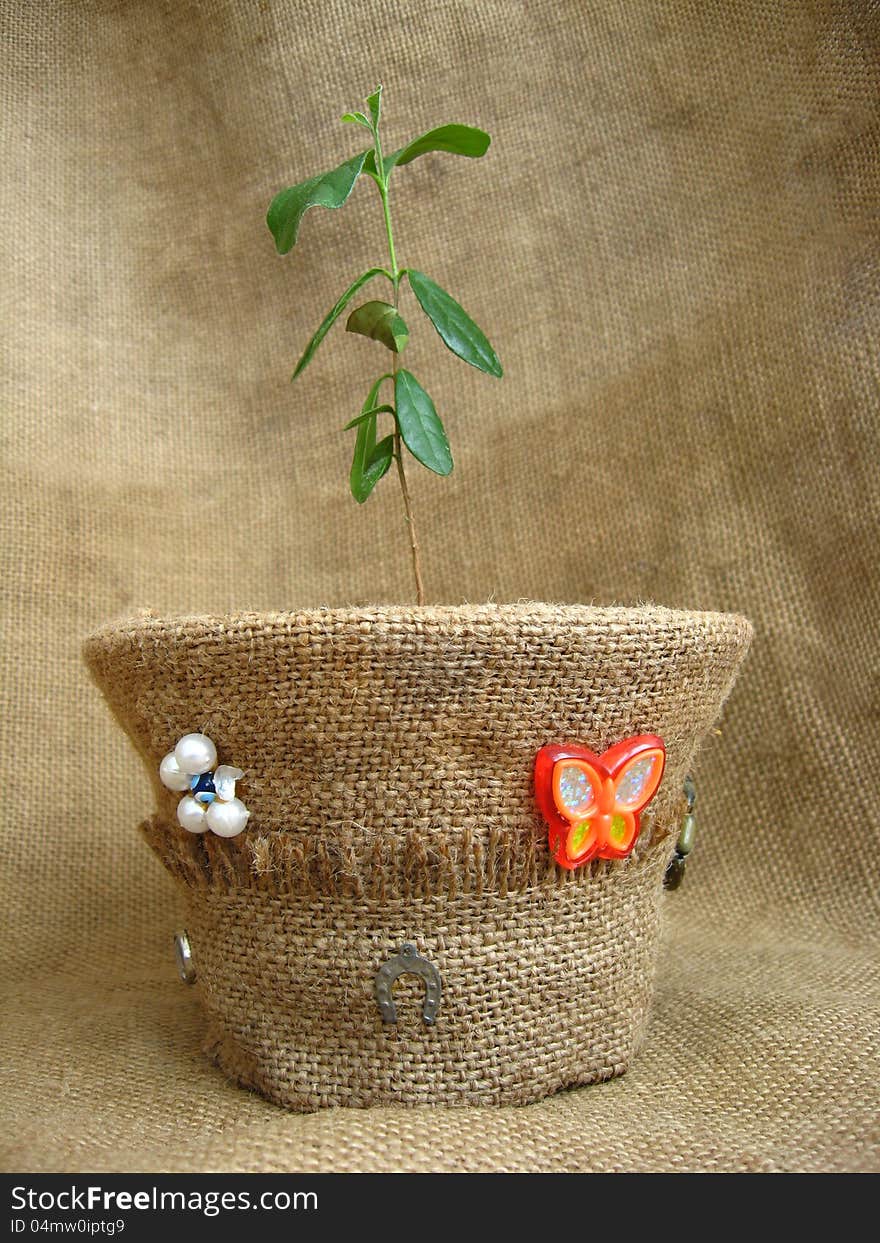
[84,604,750,1109]
[4,0,879,1171]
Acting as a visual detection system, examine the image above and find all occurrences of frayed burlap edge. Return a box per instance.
[140,803,679,900]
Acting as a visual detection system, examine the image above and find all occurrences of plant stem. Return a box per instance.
[373,127,425,605]
[394,421,425,605]
[379,187,398,287]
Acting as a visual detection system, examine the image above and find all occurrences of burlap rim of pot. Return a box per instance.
[83,602,753,901]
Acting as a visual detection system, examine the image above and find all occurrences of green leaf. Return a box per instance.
[350,415,394,502]
[350,410,376,503]
[292,269,387,380]
[346,301,409,353]
[395,369,453,476]
[407,269,502,377]
[343,404,395,430]
[364,434,394,490]
[366,85,382,129]
[349,380,393,502]
[364,124,490,178]
[341,111,371,130]
[352,432,394,502]
[267,151,368,254]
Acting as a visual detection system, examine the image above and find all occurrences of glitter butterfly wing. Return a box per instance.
[552,756,605,865]
[598,735,665,859]
[534,743,606,870]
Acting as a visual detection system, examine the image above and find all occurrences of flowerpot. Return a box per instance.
[83,603,751,1111]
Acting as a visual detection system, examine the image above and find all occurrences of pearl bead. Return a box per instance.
[159,752,191,792]
[177,795,209,833]
[206,797,250,838]
[174,733,217,776]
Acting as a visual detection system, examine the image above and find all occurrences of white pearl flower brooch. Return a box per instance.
[159,732,251,838]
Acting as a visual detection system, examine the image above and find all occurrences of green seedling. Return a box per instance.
[267,85,502,603]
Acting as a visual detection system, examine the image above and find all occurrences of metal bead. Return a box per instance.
[664,853,687,891]
[173,930,197,984]
[677,813,696,857]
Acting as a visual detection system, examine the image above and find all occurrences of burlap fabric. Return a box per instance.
[84,605,750,1109]
[2,1,878,1170]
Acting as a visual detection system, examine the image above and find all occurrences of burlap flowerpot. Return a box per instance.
[84,603,751,1111]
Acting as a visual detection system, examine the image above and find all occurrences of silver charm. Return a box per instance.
[664,774,697,891]
[374,943,442,1026]
[173,929,197,984]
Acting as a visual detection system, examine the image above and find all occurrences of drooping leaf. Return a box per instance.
[364,434,395,493]
[407,269,502,377]
[292,269,387,380]
[350,411,375,503]
[341,111,371,130]
[350,416,394,502]
[343,404,395,430]
[349,380,393,502]
[366,85,383,130]
[395,369,453,476]
[392,123,490,169]
[267,151,368,253]
[364,124,490,179]
[346,301,409,353]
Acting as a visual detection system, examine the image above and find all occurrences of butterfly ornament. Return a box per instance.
[534,735,665,870]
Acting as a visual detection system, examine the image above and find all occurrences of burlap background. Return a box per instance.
[1,0,877,1171]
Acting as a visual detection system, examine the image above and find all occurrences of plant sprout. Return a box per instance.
[267,85,502,604]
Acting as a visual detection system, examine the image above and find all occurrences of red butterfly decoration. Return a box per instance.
[534,735,666,870]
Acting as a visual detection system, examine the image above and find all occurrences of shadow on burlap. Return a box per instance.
[1,1,877,1171]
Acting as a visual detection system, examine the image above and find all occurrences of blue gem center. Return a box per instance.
[190,771,217,804]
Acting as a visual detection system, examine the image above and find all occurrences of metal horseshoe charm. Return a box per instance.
[374,942,442,1027]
